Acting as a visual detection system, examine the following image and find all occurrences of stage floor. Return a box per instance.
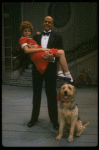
[2,84,98,147]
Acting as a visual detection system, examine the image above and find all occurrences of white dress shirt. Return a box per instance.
[41,30,55,63]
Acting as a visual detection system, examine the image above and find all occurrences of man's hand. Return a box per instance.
[36,32,41,35]
[42,51,54,61]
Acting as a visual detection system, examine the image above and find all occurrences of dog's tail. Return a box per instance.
[83,121,90,127]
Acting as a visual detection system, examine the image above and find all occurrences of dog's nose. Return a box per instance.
[64,91,67,95]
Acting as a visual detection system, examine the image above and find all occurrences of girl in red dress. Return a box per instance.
[19,21,73,82]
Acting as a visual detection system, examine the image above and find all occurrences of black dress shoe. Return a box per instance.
[27,120,38,128]
[53,123,59,130]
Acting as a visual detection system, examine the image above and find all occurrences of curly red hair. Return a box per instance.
[20,21,33,35]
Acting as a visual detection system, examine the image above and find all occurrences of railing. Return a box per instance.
[65,35,98,63]
[67,50,98,85]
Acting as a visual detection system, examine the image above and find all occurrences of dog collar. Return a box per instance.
[57,93,77,110]
[57,92,71,103]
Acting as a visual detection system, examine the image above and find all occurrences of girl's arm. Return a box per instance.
[23,45,50,54]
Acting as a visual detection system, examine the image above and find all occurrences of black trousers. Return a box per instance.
[31,64,58,125]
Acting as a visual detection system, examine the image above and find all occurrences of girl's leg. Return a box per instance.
[58,62,63,71]
[56,50,73,82]
[56,50,69,72]
[57,62,65,78]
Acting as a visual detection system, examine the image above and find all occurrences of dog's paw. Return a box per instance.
[56,135,62,140]
[67,137,73,142]
[76,130,83,137]
[76,133,81,137]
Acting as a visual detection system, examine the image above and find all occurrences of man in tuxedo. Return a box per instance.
[28,16,64,130]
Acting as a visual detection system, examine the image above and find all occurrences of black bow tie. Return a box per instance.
[42,32,51,36]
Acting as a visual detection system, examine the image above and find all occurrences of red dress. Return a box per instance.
[19,37,58,74]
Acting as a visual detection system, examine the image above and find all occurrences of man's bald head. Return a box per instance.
[43,16,54,32]
[44,16,54,23]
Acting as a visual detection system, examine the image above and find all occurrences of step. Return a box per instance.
[3,69,69,87]
[24,69,32,73]
[3,78,66,87]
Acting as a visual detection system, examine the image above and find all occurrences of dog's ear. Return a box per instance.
[57,90,60,94]
[73,86,77,95]
[58,89,62,98]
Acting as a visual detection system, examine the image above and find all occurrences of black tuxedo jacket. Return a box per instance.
[33,31,63,77]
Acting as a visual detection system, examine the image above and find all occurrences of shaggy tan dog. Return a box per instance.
[56,84,90,142]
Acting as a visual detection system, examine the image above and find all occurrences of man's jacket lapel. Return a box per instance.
[47,32,55,48]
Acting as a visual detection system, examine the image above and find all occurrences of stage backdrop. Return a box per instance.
[21,2,97,51]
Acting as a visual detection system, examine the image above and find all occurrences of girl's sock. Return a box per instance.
[65,72,73,82]
[58,71,65,77]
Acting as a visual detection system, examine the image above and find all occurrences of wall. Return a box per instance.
[21,2,46,36]
[2,2,98,84]
[21,2,98,85]
[22,2,97,51]
[61,2,97,51]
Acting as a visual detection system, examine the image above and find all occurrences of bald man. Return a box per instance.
[28,16,66,130]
